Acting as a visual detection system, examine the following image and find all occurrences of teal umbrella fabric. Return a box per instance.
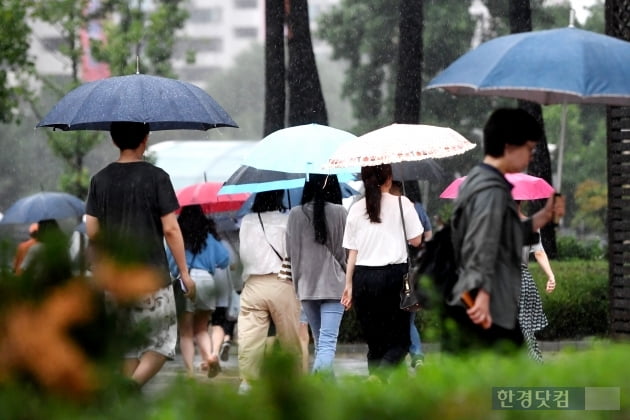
[239,124,359,175]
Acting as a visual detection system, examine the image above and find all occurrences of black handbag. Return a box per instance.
[398,197,421,312]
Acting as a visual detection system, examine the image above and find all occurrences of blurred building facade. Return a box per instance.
[28,0,339,89]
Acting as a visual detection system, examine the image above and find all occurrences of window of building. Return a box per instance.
[40,36,64,52]
[234,27,257,38]
[179,66,220,82]
[188,7,222,24]
[234,0,257,9]
[174,38,223,59]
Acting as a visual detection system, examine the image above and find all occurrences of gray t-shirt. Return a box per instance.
[286,202,347,300]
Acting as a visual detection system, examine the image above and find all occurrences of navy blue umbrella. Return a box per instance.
[392,159,446,182]
[0,192,85,225]
[36,74,237,131]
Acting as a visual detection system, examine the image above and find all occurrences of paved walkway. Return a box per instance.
[143,344,371,396]
[143,340,593,397]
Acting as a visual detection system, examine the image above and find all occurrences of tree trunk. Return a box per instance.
[264,0,286,136]
[605,0,630,339]
[509,0,558,257]
[286,0,328,126]
[394,0,423,124]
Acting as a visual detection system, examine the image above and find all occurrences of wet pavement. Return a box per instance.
[143,343,374,396]
[142,340,592,397]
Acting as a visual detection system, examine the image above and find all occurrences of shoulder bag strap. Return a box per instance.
[188,253,197,273]
[258,212,283,261]
[398,196,411,271]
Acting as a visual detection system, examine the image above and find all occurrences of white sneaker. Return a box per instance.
[238,380,251,395]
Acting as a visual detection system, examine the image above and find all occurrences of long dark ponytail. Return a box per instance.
[361,164,392,223]
[301,174,342,244]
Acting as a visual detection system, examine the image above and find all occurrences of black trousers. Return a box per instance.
[353,263,410,375]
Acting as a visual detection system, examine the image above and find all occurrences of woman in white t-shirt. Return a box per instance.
[341,164,423,378]
[237,190,302,393]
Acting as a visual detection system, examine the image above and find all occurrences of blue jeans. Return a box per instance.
[409,312,424,357]
[301,299,344,373]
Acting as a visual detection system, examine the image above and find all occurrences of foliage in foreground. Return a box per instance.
[1,343,628,419]
[530,259,609,340]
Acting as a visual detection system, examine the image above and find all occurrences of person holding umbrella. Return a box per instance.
[237,190,302,393]
[516,201,557,362]
[341,164,424,379]
[13,223,39,275]
[18,219,72,284]
[390,180,431,369]
[447,108,563,354]
[166,205,229,378]
[85,121,195,389]
[286,174,347,376]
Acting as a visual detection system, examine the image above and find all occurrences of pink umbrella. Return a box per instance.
[177,182,250,213]
[440,172,555,200]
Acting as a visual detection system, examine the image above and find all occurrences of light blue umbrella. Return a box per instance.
[426,26,630,106]
[425,24,630,190]
[240,123,359,175]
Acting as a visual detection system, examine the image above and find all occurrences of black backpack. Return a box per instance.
[412,223,460,308]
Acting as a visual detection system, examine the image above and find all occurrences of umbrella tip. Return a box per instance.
[136,56,140,74]
[569,8,576,28]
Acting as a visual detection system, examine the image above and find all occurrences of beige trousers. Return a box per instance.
[237,274,302,381]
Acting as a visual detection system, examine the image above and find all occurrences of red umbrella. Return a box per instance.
[176,182,249,213]
[440,172,554,200]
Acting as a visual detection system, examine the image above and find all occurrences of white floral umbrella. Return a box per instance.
[325,123,476,169]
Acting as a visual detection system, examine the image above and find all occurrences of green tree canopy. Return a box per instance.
[0,0,33,124]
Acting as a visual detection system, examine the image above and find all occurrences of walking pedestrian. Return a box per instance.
[86,121,195,389]
[390,180,429,368]
[341,164,423,379]
[237,190,302,393]
[447,108,563,354]
[166,205,229,377]
[13,223,38,275]
[517,201,556,362]
[286,174,347,376]
[210,236,240,366]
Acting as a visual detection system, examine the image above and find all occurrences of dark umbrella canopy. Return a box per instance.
[36,74,238,131]
[392,159,446,182]
[219,165,357,195]
[0,192,85,225]
[219,165,307,194]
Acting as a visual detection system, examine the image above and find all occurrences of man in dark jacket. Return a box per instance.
[446,108,562,353]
